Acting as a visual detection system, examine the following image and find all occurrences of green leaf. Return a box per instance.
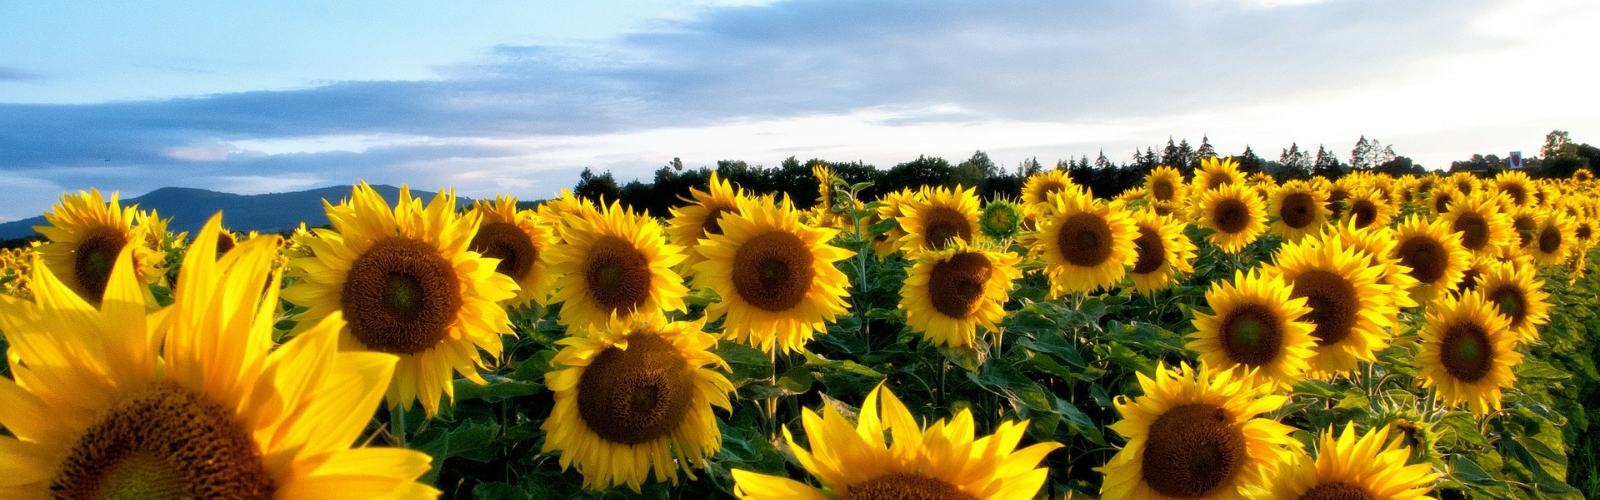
[472,482,532,500]
[778,364,815,393]
[452,375,542,403]
[447,419,502,462]
[867,218,900,236]
[1056,397,1106,445]
[803,351,887,378]
[1514,359,1571,380]
[1334,389,1370,411]
[1450,456,1499,486]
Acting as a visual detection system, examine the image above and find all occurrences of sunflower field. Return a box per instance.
[1,160,1599,500]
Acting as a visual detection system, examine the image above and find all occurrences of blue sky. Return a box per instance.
[2,0,1597,222]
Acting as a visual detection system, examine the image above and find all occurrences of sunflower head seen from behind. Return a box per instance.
[1188,268,1317,390]
[1099,362,1298,500]
[899,240,1023,349]
[468,194,555,308]
[541,315,734,492]
[33,188,166,304]
[547,199,689,330]
[1417,290,1523,415]
[1032,187,1138,295]
[0,215,438,499]
[1262,424,1438,500]
[282,182,518,416]
[1197,183,1268,254]
[732,384,1061,500]
[978,197,1024,242]
[694,195,853,354]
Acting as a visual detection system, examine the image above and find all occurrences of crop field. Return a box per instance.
[1,160,1598,499]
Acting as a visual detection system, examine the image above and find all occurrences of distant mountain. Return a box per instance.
[0,185,474,240]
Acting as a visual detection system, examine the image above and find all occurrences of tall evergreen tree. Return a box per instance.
[1162,138,1180,167]
[1177,138,1195,170]
[1144,147,1160,169]
[1280,142,1310,179]
[1095,149,1114,169]
[1351,135,1372,171]
[1237,145,1265,175]
[1196,135,1217,161]
[1313,144,1342,179]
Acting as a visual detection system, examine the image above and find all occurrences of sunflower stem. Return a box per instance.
[390,404,408,449]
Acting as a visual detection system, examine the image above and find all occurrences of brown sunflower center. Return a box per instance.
[1396,236,1448,285]
[1512,216,1536,248]
[576,332,695,445]
[1152,179,1176,202]
[1433,193,1454,214]
[703,206,734,236]
[1291,270,1361,347]
[1439,321,1494,382]
[341,237,462,354]
[1206,172,1233,190]
[1131,226,1167,275]
[1220,304,1285,366]
[1326,189,1349,220]
[1485,285,1527,326]
[928,252,993,319]
[1212,199,1251,234]
[215,232,236,255]
[842,473,977,500]
[1537,226,1562,254]
[1142,403,1245,498]
[470,221,538,281]
[51,381,274,500]
[732,231,814,312]
[1576,224,1592,242]
[1154,204,1174,217]
[1350,200,1379,228]
[73,226,129,302]
[1452,213,1490,251]
[1456,269,1483,293]
[1057,212,1114,267]
[583,236,653,314]
[1279,193,1317,229]
[1297,481,1376,500]
[921,206,972,250]
[1502,184,1527,206]
[1457,180,1474,195]
[1035,180,1067,201]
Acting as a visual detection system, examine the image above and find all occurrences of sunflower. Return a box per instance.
[1477,260,1550,343]
[1146,166,1187,205]
[1268,180,1331,242]
[1194,156,1245,192]
[1340,187,1397,231]
[872,188,920,259]
[668,172,745,276]
[0,216,437,499]
[1099,362,1298,500]
[1451,255,1494,297]
[282,182,518,415]
[1505,207,1541,255]
[1325,222,1420,310]
[896,185,982,253]
[1416,290,1523,415]
[1529,209,1577,266]
[1128,208,1197,295]
[1495,170,1535,210]
[1270,238,1396,378]
[33,189,166,304]
[1573,216,1597,249]
[1324,181,1352,221]
[547,200,688,331]
[1032,188,1139,295]
[469,195,556,308]
[1439,190,1513,258]
[694,196,853,354]
[541,315,734,492]
[1451,173,1478,198]
[899,241,1023,349]
[536,188,602,236]
[1389,215,1470,303]
[1023,169,1075,206]
[1262,424,1438,500]
[1189,269,1317,390]
[1575,169,1594,183]
[1197,183,1269,254]
[732,384,1060,500]
[978,198,1024,241]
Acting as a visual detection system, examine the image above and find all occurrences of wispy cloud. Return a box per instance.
[0,67,43,82]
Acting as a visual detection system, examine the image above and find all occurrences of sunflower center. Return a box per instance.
[576,332,695,445]
[1142,403,1245,498]
[342,237,462,355]
[1152,179,1176,202]
[1396,236,1447,285]
[1576,224,1592,242]
[842,473,977,500]
[583,236,653,314]
[1297,481,1376,500]
[1350,200,1378,228]
[1212,199,1250,234]
[1131,226,1166,275]
[1439,322,1494,382]
[922,207,972,250]
[733,231,814,312]
[928,252,993,319]
[50,381,274,500]
[1220,304,1285,366]
[1433,193,1454,214]
[1457,180,1474,195]
[73,226,129,302]
[1456,269,1483,293]
[1279,193,1317,229]
[1326,189,1349,219]
[1291,270,1360,347]
[1452,213,1490,251]
[1206,172,1232,190]
[1058,213,1113,267]
[1513,216,1536,248]
[1036,180,1067,200]
[1537,226,1562,254]
[1485,285,1527,326]
[703,206,734,236]
[215,232,236,255]
[470,221,538,281]
[1503,184,1527,206]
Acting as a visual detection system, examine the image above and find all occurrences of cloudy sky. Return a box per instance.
[2,0,1597,222]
